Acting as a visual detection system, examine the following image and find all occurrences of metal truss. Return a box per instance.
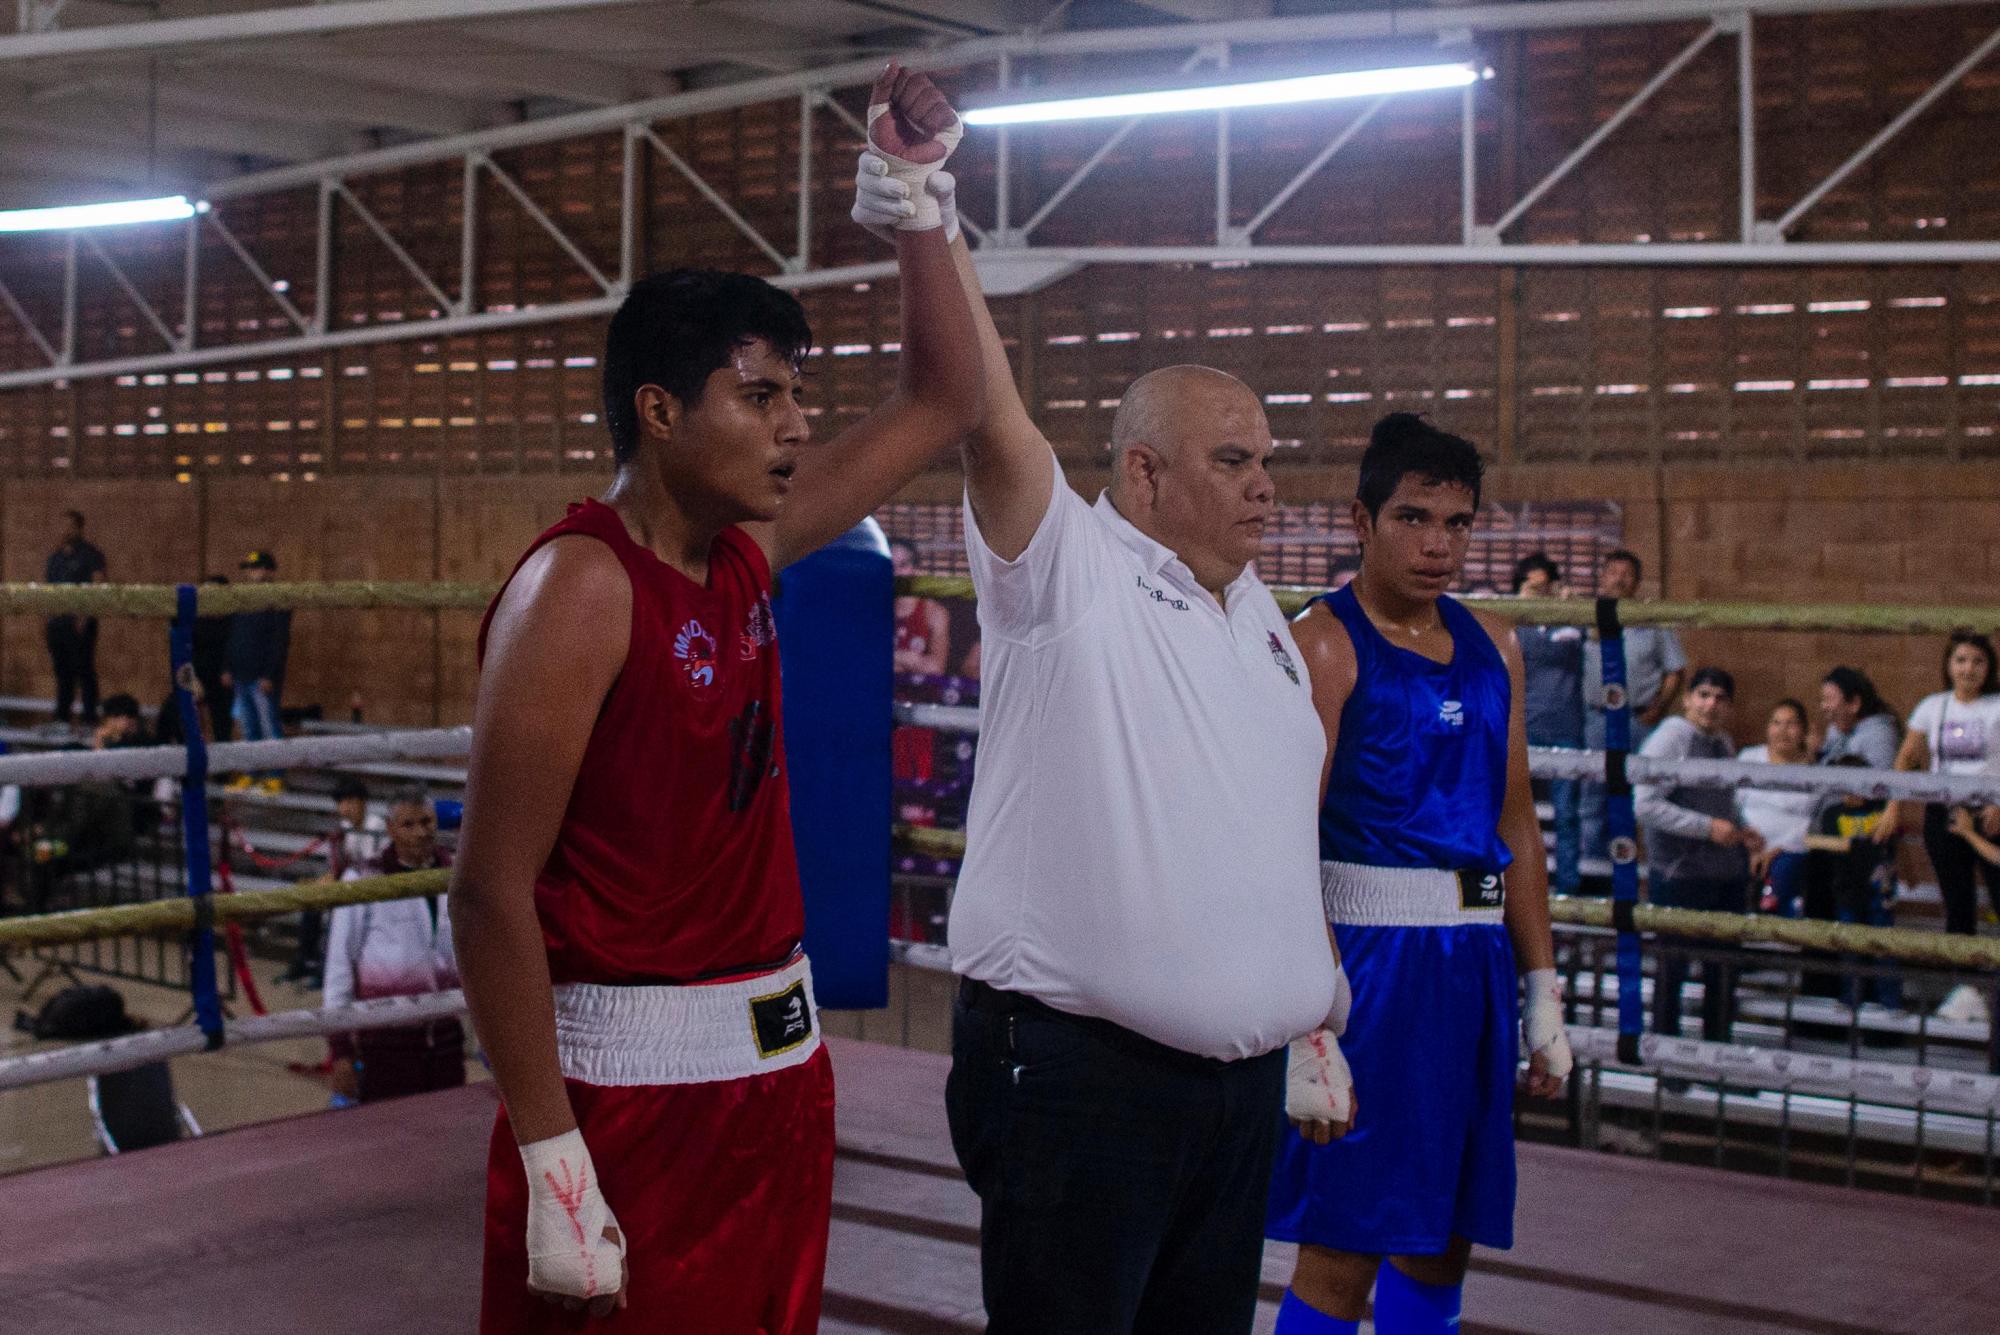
[5,0,2000,390]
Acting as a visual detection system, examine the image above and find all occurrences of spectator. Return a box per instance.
[1818,666,1899,769]
[890,538,949,676]
[1636,667,1762,1041]
[1738,699,1817,916]
[1811,756,1902,1010]
[1582,548,1689,869]
[222,550,291,794]
[1884,631,2000,1022]
[44,509,107,729]
[1513,551,1585,895]
[285,777,390,989]
[191,574,234,743]
[323,788,460,1104]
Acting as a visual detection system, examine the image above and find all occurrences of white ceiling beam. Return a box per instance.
[286,29,683,105]
[0,0,654,62]
[169,63,498,134]
[0,98,342,163]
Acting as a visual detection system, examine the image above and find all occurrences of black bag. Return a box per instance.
[16,984,134,1040]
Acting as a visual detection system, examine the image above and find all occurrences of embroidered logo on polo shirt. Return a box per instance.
[1267,632,1300,685]
[674,617,719,690]
[1134,574,1190,611]
[1439,699,1465,728]
[748,979,813,1058]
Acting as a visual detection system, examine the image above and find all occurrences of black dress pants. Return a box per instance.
[945,979,1285,1335]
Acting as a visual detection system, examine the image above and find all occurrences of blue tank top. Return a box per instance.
[1318,585,1513,873]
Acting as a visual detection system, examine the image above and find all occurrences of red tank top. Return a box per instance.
[477,500,803,984]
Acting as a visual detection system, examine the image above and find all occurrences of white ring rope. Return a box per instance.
[1567,1025,2000,1117]
[0,990,468,1092]
[892,702,2000,805]
[9,987,1990,1117]
[0,727,471,788]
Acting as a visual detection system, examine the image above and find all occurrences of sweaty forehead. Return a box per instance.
[725,337,803,383]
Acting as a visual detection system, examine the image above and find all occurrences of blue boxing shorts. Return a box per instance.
[1266,861,1519,1256]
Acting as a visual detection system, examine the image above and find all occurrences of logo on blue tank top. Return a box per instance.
[1439,699,1465,728]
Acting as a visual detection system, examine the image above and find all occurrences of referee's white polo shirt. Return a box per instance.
[948,463,1336,1061]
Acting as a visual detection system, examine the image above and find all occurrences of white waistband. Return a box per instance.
[1321,861,1507,928]
[551,954,819,1087]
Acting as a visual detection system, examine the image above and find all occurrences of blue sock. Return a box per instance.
[1274,1288,1360,1334]
[1373,1260,1463,1333]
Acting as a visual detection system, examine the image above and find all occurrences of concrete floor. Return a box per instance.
[3,1035,1998,1334]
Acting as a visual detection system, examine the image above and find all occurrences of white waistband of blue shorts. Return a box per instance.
[552,953,819,1087]
[1321,861,1507,928]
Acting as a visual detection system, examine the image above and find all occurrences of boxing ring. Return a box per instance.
[1,575,1999,1332]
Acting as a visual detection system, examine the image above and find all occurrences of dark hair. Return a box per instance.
[1688,666,1735,699]
[602,269,813,466]
[1770,697,1809,728]
[63,509,84,528]
[388,785,434,813]
[1941,629,2000,695]
[332,776,370,803]
[101,693,141,720]
[1602,548,1643,580]
[1510,551,1560,594]
[1822,665,1890,721]
[1355,413,1483,518]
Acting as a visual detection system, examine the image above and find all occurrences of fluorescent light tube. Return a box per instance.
[963,62,1481,127]
[0,194,198,234]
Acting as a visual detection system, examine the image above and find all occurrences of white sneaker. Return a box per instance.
[1934,983,1991,1025]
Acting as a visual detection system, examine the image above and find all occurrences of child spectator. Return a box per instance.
[1738,699,1817,916]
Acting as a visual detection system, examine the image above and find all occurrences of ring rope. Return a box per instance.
[901,576,1998,634]
[889,821,2000,970]
[0,578,1989,635]
[0,726,470,787]
[0,868,450,951]
[0,989,468,1093]
[895,703,2000,805]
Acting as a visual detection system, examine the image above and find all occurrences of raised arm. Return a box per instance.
[755,68,983,571]
[947,232,1057,561]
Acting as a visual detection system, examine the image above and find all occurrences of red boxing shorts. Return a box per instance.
[479,955,837,1334]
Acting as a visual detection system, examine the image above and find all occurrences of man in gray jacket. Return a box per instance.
[1636,667,1763,1041]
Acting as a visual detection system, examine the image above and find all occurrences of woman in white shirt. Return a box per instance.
[1886,631,2000,943]
[1738,699,1818,916]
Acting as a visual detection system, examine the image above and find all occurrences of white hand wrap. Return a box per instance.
[863,103,962,232]
[520,1128,626,1301]
[1285,960,1354,1127]
[1522,968,1573,1082]
[852,153,959,245]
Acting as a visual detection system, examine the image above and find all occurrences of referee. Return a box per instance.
[924,193,1339,1333]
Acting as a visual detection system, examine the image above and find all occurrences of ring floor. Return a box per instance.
[3,1036,1994,1334]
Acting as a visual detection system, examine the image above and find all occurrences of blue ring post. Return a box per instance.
[1595,596,1644,1066]
[173,584,225,1049]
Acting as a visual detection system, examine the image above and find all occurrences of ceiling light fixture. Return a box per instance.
[0,194,199,234]
[963,62,1484,127]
